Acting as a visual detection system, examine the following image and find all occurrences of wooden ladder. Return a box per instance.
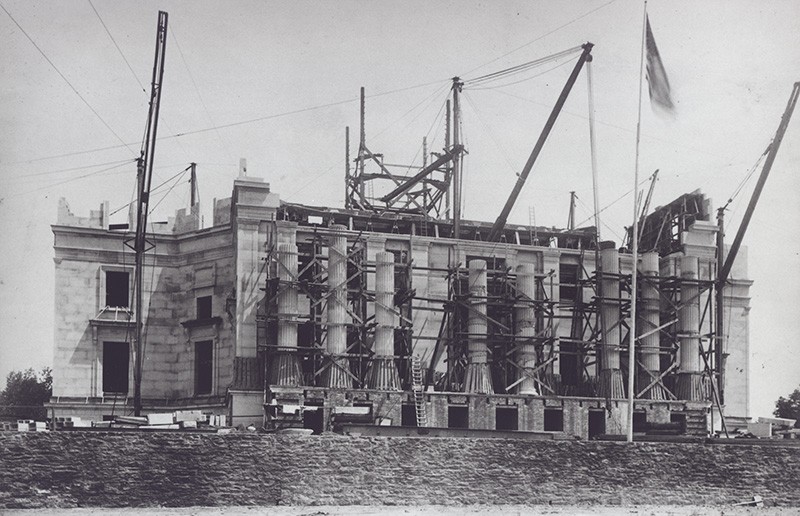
[411,355,428,427]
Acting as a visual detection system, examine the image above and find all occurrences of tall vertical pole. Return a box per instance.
[133,157,145,416]
[452,78,463,239]
[586,55,602,243]
[715,207,725,405]
[359,87,366,201]
[345,126,351,209]
[567,191,576,230]
[445,99,451,220]
[628,1,648,443]
[189,162,197,207]
[422,136,429,211]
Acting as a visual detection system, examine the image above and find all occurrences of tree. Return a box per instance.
[773,385,800,428]
[0,367,52,420]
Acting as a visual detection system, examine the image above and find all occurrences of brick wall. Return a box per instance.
[1,432,798,509]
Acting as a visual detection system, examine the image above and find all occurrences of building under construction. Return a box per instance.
[47,35,789,440]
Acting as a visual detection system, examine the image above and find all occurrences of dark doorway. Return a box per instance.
[303,401,324,434]
[633,411,648,433]
[195,340,213,395]
[102,341,129,393]
[588,409,605,439]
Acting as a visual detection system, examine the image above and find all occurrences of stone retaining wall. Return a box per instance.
[1,432,798,508]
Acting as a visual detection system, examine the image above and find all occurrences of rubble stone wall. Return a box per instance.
[1,432,798,508]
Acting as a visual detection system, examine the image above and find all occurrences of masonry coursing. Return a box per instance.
[1,432,797,508]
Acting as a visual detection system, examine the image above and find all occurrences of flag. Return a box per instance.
[645,15,675,111]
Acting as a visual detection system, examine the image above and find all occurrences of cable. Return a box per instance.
[87,0,146,94]
[109,165,192,216]
[574,174,654,229]
[0,158,133,183]
[170,25,234,162]
[461,91,517,174]
[11,78,452,165]
[460,0,619,77]
[722,144,770,211]
[467,58,576,91]
[464,46,582,86]
[0,1,137,157]
[148,168,189,215]
[1,159,135,200]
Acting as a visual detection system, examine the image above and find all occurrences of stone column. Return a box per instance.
[676,255,705,400]
[598,241,624,398]
[325,226,352,388]
[515,263,538,395]
[638,251,667,399]
[368,251,401,389]
[270,242,302,386]
[463,259,493,394]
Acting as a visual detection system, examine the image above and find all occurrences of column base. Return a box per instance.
[463,363,494,394]
[596,368,625,399]
[517,367,539,395]
[637,370,670,400]
[324,356,353,389]
[367,356,401,390]
[675,372,707,401]
[270,353,302,387]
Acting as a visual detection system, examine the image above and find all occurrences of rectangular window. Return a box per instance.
[102,341,129,393]
[543,408,564,431]
[105,271,129,308]
[495,406,518,431]
[196,295,212,319]
[195,340,213,395]
[559,263,579,301]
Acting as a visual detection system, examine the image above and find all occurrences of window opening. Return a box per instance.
[196,295,212,319]
[105,271,129,308]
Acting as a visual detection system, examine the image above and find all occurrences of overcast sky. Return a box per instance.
[1,0,798,417]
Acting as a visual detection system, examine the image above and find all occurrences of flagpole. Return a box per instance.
[628,0,648,444]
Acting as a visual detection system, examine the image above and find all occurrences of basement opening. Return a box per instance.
[495,406,518,431]
[543,408,564,432]
[448,406,469,429]
[588,408,605,439]
[401,403,418,427]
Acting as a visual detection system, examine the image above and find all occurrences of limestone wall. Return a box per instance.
[0,432,798,508]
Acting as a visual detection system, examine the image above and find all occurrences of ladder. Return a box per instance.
[411,355,428,427]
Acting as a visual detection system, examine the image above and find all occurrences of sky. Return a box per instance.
[1,0,798,418]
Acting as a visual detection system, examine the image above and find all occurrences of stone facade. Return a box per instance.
[49,176,751,435]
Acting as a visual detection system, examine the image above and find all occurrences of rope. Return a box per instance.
[464,46,582,87]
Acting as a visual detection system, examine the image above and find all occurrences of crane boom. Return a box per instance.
[133,11,168,417]
[487,43,593,243]
[715,81,799,407]
[718,81,799,285]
